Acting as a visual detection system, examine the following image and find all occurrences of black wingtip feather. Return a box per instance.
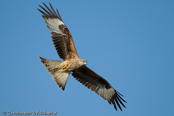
[116,96,126,108]
[117,93,127,103]
[115,98,122,111]
[38,8,48,17]
[56,9,63,21]
[114,104,117,111]
[49,3,59,17]
[38,2,61,19]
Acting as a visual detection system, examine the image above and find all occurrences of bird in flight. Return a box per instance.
[38,3,126,111]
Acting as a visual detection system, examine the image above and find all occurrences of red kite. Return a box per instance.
[38,3,126,111]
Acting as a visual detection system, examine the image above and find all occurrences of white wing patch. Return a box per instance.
[44,18,64,34]
[96,85,115,100]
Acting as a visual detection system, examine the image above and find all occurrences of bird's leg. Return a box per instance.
[63,66,68,71]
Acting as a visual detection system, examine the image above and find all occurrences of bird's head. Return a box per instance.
[79,58,87,66]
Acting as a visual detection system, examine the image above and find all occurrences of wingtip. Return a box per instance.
[114,104,117,111]
[37,8,43,13]
[49,2,52,6]
[37,8,42,12]
[43,2,48,8]
[38,5,42,8]
[42,2,45,4]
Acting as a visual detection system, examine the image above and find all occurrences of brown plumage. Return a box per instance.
[38,2,126,111]
[38,3,78,60]
[72,66,126,111]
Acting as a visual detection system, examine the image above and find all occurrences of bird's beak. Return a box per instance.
[83,61,87,65]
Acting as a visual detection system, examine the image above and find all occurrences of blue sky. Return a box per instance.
[0,0,174,116]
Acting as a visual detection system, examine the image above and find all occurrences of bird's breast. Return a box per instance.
[66,59,81,71]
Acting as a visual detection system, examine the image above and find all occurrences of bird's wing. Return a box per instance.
[38,3,78,60]
[72,66,126,111]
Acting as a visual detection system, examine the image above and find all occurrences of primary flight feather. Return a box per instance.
[38,3,126,111]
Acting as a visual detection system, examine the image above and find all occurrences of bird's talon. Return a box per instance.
[63,66,68,71]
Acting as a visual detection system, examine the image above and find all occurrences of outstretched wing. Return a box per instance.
[72,66,126,111]
[38,3,78,60]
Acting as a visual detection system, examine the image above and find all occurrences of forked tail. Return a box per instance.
[39,57,70,90]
